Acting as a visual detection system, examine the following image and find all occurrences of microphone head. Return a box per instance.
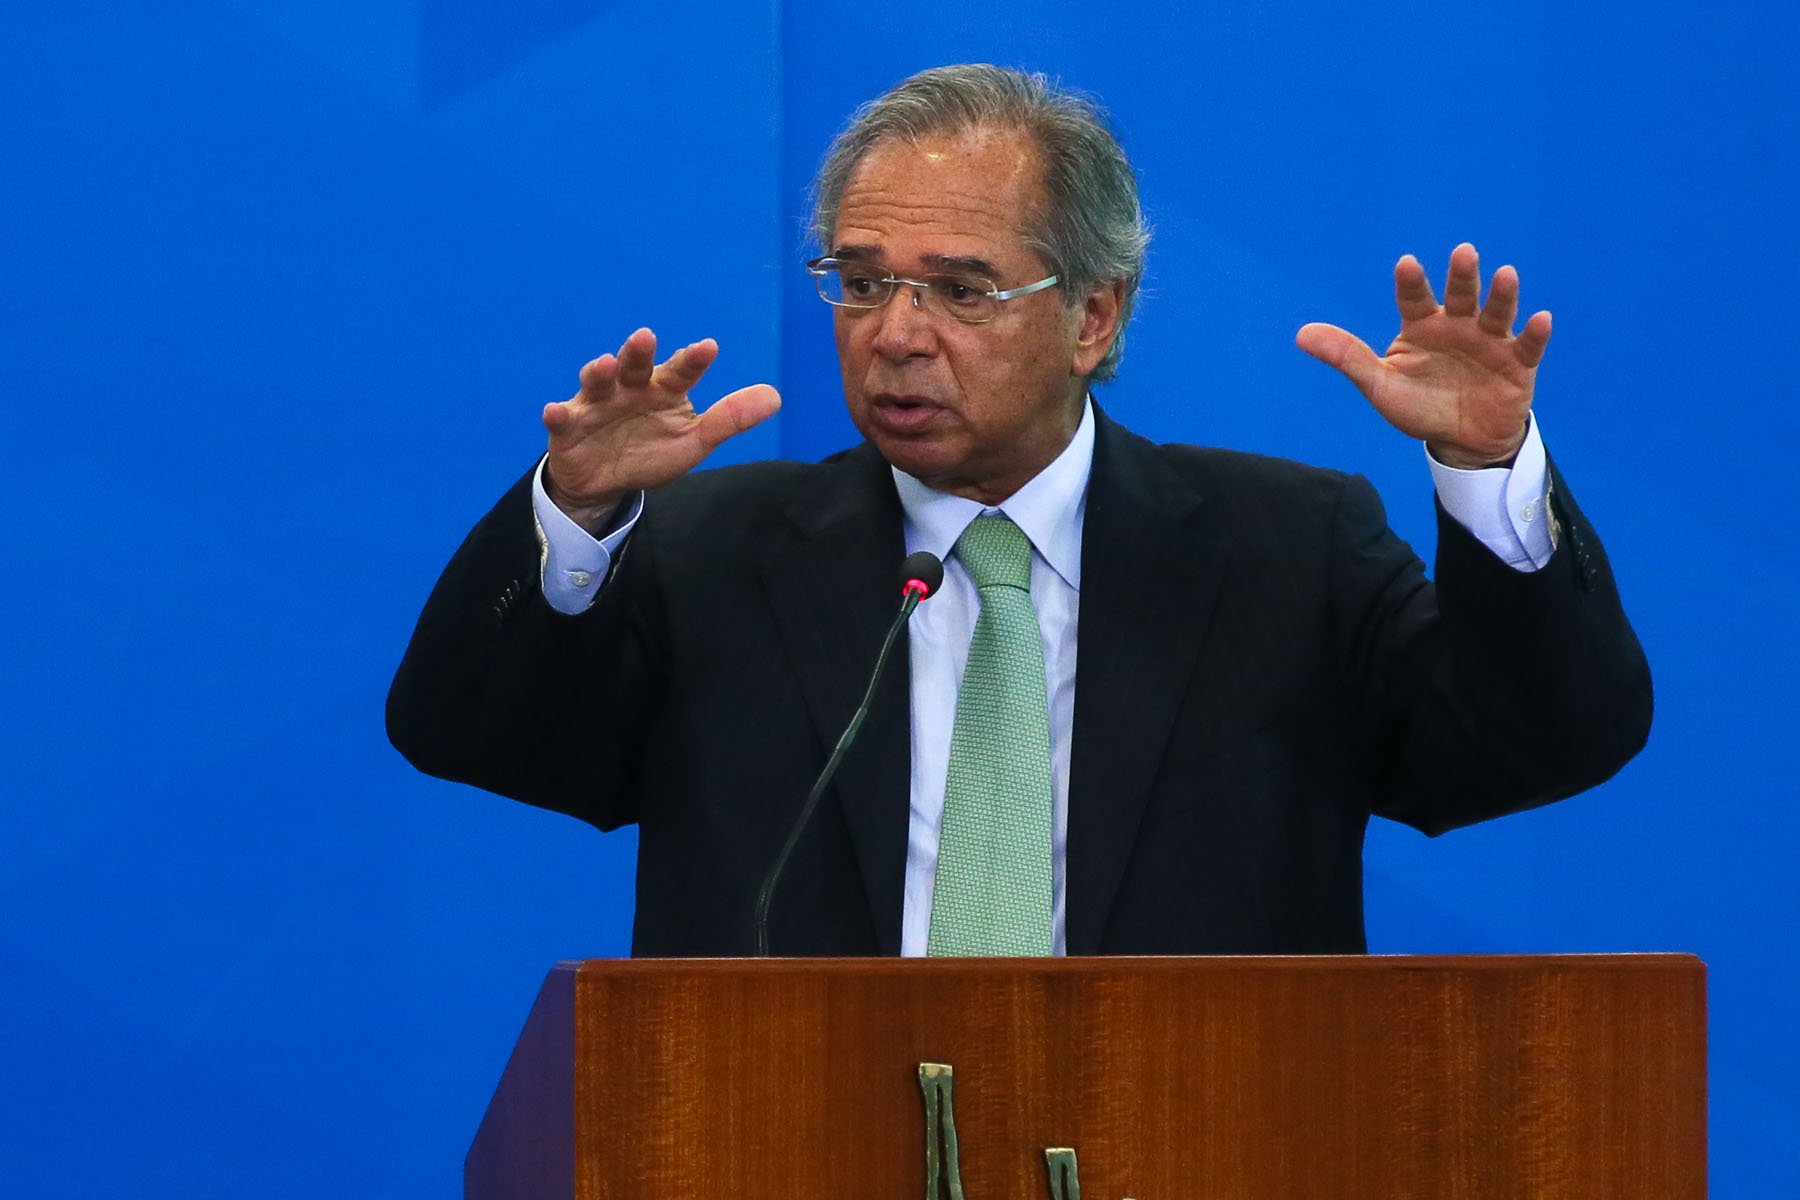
[898,551,945,601]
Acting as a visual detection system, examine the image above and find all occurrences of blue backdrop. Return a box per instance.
[3,2,1794,1195]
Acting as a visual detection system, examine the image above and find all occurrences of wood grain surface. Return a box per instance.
[472,955,1706,1199]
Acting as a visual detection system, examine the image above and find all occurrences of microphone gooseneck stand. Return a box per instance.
[752,551,944,956]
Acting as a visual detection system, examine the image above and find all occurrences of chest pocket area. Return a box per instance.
[1141,731,1295,824]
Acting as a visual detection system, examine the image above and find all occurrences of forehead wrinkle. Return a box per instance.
[842,130,1045,212]
[832,195,1040,261]
[835,189,1020,224]
[831,130,1050,278]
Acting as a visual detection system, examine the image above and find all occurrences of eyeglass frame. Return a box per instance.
[805,256,1061,324]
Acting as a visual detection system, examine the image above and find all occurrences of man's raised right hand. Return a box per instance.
[541,327,782,534]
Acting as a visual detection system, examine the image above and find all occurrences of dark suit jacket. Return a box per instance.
[387,410,1650,957]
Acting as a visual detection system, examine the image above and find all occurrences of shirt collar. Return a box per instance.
[892,397,1094,592]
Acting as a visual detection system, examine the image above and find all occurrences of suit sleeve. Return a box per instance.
[1332,463,1652,835]
[385,466,664,831]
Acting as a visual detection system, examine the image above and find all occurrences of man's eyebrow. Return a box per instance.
[827,247,1003,279]
[920,253,1001,278]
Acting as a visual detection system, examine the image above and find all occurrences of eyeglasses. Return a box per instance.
[806,257,1060,324]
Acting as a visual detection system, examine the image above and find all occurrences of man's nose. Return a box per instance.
[871,283,936,359]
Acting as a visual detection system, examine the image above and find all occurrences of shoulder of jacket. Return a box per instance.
[652,456,828,509]
[1147,439,1364,503]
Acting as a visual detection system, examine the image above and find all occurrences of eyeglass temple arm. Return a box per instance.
[989,274,1059,301]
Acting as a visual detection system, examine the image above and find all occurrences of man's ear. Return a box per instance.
[1070,279,1126,377]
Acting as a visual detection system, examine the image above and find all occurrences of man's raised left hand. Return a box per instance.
[1296,243,1550,469]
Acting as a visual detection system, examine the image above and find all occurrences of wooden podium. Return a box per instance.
[465,955,1705,1198]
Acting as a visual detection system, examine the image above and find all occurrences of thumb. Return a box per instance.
[1295,323,1382,397]
[689,384,783,454]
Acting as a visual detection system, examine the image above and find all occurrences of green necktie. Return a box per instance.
[927,514,1055,956]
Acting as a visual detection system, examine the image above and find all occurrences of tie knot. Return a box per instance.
[954,514,1033,592]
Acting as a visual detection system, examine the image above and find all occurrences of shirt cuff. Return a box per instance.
[1426,412,1555,572]
[530,458,644,614]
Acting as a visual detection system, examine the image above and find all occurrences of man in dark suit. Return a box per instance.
[388,65,1649,958]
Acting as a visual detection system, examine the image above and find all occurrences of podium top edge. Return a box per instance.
[552,952,1705,976]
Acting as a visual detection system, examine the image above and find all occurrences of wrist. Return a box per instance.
[1427,423,1529,470]
[544,471,626,534]
[1428,444,1515,470]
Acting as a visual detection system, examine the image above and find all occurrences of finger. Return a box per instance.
[1514,310,1553,369]
[1479,264,1520,336]
[687,384,783,454]
[1295,322,1384,396]
[542,397,603,442]
[542,400,574,436]
[616,327,658,389]
[1442,243,1480,318]
[651,338,720,394]
[575,353,618,402]
[1393,255,1439,322]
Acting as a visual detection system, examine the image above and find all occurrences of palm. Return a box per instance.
[1296,244,1550,467]
[543,328,781,524]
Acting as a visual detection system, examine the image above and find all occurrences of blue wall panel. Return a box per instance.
[2,1,1794,1194]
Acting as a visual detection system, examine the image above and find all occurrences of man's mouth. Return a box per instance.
[867,393,948,432]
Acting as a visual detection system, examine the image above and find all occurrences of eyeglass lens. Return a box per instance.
[813,262,998,322]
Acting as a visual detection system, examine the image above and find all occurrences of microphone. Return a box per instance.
[752,551,944,955]
[898,549,945,611]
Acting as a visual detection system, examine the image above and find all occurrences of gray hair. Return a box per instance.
[809,64,1149,382]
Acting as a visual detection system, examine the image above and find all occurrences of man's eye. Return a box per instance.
[843,272,884,297]
[938,278,984,306]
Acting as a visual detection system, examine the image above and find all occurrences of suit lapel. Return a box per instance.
[1066,414,1229,954]
[748,419,1231,957]
[758,444,911,954]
